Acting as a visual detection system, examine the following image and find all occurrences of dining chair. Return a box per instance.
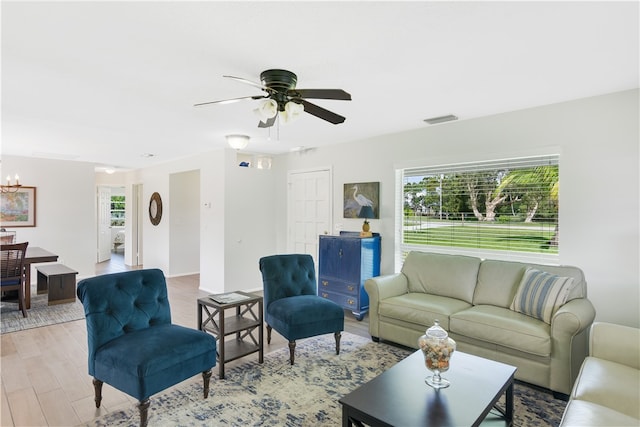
[259,254,344,365]
[0,228,16,244]
[1,242,29,317]
[77,269,217,427]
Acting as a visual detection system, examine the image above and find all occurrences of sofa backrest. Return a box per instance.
[474,259,587,308]
[402,251,481,304]
[259,254,317,306]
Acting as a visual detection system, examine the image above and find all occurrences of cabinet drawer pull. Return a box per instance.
[347,299,355,306]
[322,280,329,287]
[322,293,329,298]
[347,285,355,292]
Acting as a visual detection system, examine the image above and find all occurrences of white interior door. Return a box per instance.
[97,186,111,262]
[287,168,332,264]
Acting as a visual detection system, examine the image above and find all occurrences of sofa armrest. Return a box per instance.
[552,298,596,337]
[550,298,596,394]
[590,322,640,369]
[365,273,408,301]
[364,273,409,339]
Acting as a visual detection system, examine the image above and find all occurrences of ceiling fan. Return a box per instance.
[194,69,351,128]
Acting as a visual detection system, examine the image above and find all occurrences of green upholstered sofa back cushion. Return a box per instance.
[474,259,586,308]
[401,251,481,304]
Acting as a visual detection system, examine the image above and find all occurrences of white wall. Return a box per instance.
[277,89,640,328]
[198,150,226,294]
[169,169,200,276]
[132,148,277,294]
[222,149,277,293]
[0,156,96,282]
[135,163,170,274]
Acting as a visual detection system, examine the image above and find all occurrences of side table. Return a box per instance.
[35,263,78,305]
[197,292,264,379]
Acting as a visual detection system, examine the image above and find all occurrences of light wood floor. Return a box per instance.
[0,254,371,426]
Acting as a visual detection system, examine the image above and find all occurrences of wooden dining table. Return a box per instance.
[24,246,59,309]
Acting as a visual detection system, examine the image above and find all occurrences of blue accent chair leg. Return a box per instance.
[202,369,212,398]
[138,399,150,427]
[288,341,296,365]
[92,378,103,408]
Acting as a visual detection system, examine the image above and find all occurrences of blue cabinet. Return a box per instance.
[318,232,381,321]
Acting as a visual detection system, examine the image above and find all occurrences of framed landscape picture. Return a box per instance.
[0,186,37,227]
[344,182,379,219]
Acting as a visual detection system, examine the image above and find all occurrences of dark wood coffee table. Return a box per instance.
[339,349,516,427]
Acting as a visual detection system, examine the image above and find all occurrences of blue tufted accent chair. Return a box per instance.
[76,269,217,427]
[259,254,344,365]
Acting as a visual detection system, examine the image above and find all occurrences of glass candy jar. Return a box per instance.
[418,320,456,389]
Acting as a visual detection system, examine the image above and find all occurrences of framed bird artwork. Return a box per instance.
[343,182,379,219]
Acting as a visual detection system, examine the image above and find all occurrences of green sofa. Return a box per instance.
[365,251,596,396]
[560,322,640,426]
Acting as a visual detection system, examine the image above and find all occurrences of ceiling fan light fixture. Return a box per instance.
[280,101,305,124]
[226,134,250,150]
[254,99,278,123]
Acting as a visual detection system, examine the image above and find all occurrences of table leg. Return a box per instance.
[258,300,264,363]
[342,409,366,427]
[24,264,32,309]
[218,309,225,379]
[342,408,351,427]
[506,381,514,426]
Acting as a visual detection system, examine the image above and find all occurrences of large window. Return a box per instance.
[110,195,125,226]
[397,155,559,264]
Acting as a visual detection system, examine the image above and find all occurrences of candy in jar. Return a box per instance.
[418,320,456,388]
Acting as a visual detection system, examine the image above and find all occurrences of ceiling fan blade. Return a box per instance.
[223,75,267,90]
[299,100,346,124]
[194,95,264,107]
[258,116,277,128]
[289,89,351,101]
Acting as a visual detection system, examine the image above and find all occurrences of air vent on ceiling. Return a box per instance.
[423,114,458,125]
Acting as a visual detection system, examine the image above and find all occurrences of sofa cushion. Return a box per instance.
[401,252,480,304]
[450,305,551,357]
[510,267,574,324]
[474,260,526,307]
[571,357,640,420]
[94,324,217,400]
[379,293,472,331]
[560,400,639,427]
[474,260,586,308]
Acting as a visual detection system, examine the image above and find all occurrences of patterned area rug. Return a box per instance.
[1,287,84,334]
[85,333,566,427]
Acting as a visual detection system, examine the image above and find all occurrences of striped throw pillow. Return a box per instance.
[510,267,575,324]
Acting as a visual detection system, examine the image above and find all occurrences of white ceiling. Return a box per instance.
[2,1,638,171]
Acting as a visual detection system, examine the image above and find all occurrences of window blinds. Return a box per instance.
[397,154,560,265]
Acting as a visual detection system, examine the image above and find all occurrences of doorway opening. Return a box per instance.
[97,185,126,268]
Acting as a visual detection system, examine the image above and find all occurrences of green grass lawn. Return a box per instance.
[404,223,558,253]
